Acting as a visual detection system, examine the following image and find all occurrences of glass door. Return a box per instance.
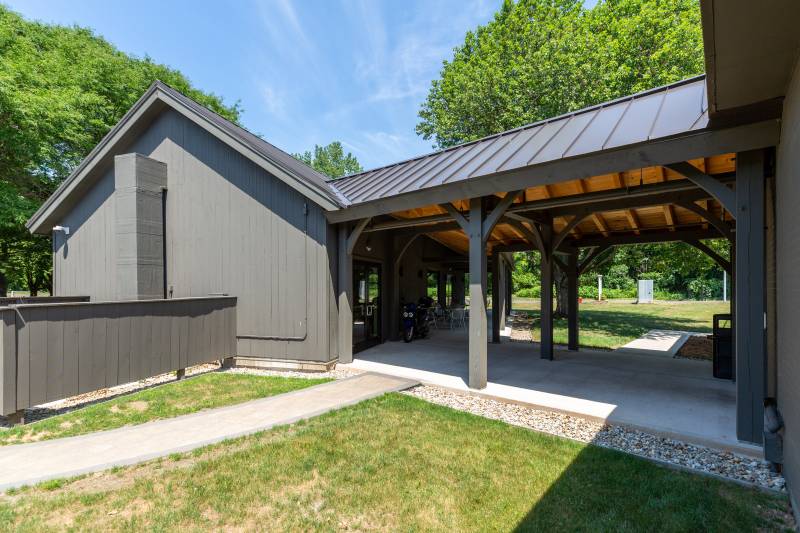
[353,262,381,352]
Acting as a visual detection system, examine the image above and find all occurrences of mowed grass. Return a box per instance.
[0,393,790,531]
[0,372,329,445]
[513,298,730,350]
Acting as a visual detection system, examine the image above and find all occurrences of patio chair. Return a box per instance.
[450,307,466,329]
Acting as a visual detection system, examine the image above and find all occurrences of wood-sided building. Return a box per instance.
[26,0,800,507]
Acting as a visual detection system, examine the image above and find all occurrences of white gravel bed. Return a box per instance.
[404,384,786,492]
[224,365,363,380]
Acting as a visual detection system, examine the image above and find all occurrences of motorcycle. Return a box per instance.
[401,302,418,343]
[401,299,431,343]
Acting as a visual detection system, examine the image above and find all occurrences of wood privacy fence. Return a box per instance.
[0,297,237,416]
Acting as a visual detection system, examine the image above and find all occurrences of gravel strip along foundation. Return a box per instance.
[404,384,786,492]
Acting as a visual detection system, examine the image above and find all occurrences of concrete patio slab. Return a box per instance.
[0,372,418,491]
[616,329,692,356]
[347,330,759,457]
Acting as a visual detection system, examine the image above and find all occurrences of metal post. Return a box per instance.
[735,150,766,444]
[598,275,603,301]
[540,217,554,360]
[723,271,727,302]
[338,224,354,363]
[491,252,501,344]
[567,251,579,351]
[468,198,488,388]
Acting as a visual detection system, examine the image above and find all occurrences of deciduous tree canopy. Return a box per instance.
[416,0,704,148]
[417,0,722,306]
[295,142,363,179]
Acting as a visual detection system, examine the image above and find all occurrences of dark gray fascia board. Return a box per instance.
[325,119,779,224]
[27,83,342,234]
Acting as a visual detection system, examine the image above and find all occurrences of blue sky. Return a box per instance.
[5,0,509,170]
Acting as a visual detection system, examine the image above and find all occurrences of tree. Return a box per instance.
[294,142,362,179]
[0,6,241,296]
[416,0,706,312]
[416,0,704,149]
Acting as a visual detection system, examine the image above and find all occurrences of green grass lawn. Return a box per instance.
[0,372,329,446]
[0,393,790,531]
[512,298,730,350]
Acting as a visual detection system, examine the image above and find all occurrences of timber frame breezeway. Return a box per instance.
[333,119,775,447]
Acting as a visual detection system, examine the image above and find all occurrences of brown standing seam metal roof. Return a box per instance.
[330,75,709,206]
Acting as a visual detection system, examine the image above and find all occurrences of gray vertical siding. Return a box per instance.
[1,297,236,415]
[0,308,15,416]
[54,109,335,363]
[777,58,800,499]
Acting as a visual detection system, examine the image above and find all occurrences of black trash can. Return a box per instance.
[712,313,733,380]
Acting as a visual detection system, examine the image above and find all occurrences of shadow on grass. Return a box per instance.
[512,442,791,532]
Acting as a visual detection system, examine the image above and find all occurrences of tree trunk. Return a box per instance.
[554,267,569,318]
[0,272,6,298]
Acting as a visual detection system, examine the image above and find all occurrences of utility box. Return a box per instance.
[637,279,654,303]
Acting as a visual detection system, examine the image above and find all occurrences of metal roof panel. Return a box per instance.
[329,76,711,206]
[603,91,666,149]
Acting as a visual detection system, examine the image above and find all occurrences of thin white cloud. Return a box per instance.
[260,84,287,118]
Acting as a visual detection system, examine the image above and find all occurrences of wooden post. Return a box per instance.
[338,224,354,363]
[437,271,447,309]
[469,198,488,389]
[735,150,766,444]
[567,251,579,351]
[452,270,466,306]
[491,252,501,344]
[540,217,554,360]
[505,262,513,317]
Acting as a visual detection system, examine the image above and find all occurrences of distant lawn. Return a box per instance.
[0,393,790,531]
[512,298,730,350]
[0,373,329,445]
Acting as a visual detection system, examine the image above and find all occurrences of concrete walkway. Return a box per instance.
[0,372,418,491]
[616,329,693,356]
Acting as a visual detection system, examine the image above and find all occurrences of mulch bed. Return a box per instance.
[677,335,713,360]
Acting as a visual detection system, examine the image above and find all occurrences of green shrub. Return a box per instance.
[515,287,540,298]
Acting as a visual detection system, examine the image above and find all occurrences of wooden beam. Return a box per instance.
[664,204,677,232]
[685,239,731,274]
[553,212,589,251]
[676,200,733,241]
[440,203,469,232]
[505,214,546,255]
[346,217,371,255]
[483,190,522,241]
[578,245,612,275]
[572,227,722,248]
[666,161,736,217]
[624,209,641,235]
[591,213,610,237]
